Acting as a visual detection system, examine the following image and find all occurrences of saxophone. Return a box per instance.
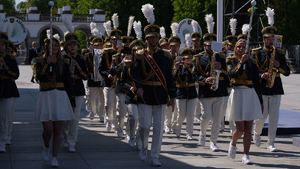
[266,46,277,88]
[210,53,221,91]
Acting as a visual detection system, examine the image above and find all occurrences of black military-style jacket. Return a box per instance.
[0,55,19,98]
[252,47,290,95]
[173,64,198,99]
[195,51,229,98]
[226,56,263,104]
[115,66,138,104]
[99,48,118,87]
[133,48,176,105]
[35,57,70,92]
[63,54,88,97]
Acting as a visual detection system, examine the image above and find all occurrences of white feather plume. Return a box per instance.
[265,7,275,26]
[229,18,237,36]
[185,34,192,48]
[62,15,74,32]
[53,34,60,41]
[103,20,112,37]
[170,22,179,37]
[205,14,215,34]
[90,22,97,33]
[191,20,199,33]
[141,3,155,24]
[112,13,119,29]
[242,24,250,34]
[133,21,142,40]
[64,31,70,38]
[160,27,166,38]
[127,16,135,37]
[92,28,102,37]
[46,29,51,39]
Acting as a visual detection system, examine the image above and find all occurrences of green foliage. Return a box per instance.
[16,1,27,13]
[1,0,16,14]
[172,0,216,34]
[75,29,88,49]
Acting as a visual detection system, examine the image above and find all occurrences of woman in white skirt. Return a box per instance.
[226,39,263,164]
[35,38,74,167]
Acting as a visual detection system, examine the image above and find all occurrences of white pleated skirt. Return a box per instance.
[226,86,263,121]
[35,89,74,122]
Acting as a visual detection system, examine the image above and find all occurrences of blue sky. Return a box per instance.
[15,0,25,5]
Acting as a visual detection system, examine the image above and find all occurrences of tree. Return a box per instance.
[1,0,16,14]
[172,0,216,34]
[16,1,27,13]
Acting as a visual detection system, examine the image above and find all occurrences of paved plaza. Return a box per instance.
[0,65,299,169]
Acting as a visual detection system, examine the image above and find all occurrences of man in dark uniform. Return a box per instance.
[0,32,20,152]
[113,34,134,138]
[191,26,204,123]
[28,41,39,83]
[253,25,290,152]
[63,32,88,152]
[196,32,230,152]
[84,36,105,122]
[99,28,121,132]
[133,21,176,166]
[164,30,181,134]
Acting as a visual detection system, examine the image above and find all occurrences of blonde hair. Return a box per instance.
[234,39,246,55]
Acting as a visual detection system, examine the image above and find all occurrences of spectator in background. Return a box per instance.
[28,41,38,83]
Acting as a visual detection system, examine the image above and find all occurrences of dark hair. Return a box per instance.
[44,38,61,58]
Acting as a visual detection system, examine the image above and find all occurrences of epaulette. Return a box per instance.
[199,51,206,56]
[112,53,121,58]
[251,47,262,54]
[162,49,172,59]
[103,47,113,52]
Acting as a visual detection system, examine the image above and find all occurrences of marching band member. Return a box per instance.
[99,19,120,132]
[190,20,203,123]
[159,26,169,50]
[164,22,180,134]
[253,7,290,152]
[63,33,88,152]
[84,35,95,119]
[173,45,198,140]
[196,14,230,152]
[220,18,238,133]
[35,38,74,166]
[85,24,105,121]
[227,38,263,164]
[122,39,145,147]
[133,4,176,167]
[113,16,135,138]
[126,21,144,148]
[0,33,19,152]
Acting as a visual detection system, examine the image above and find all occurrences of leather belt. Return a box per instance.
[231,78,253,86]
[40,82,64,89]
[142,81,162,86]
[176,83,196,88]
